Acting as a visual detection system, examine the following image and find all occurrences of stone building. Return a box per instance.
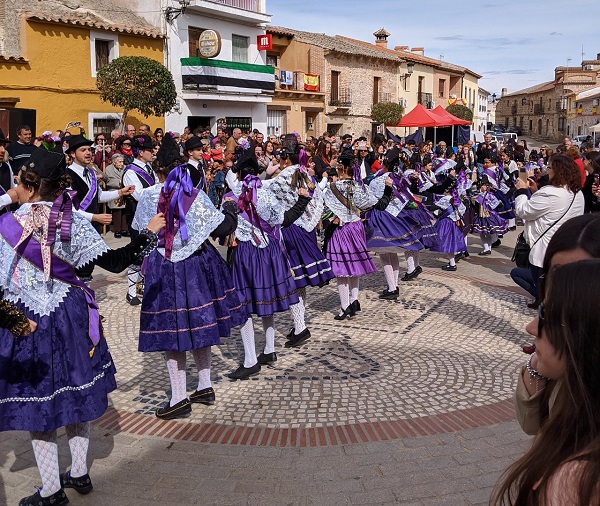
[495,54,600,142]
[566,84,600,139]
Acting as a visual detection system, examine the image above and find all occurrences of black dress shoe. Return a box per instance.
[379,288,399,299]
[400,265,421,281]
[454,252,464,263]
[228,363,261,380]
[114,232,122,238]
[491,239,501,248]
[257,352,277,364]
[508,226,516,231]
[155,398,192,419]
[334,306,355,320]
[351,299,361,312]
[19,489,69,506]
[121,230,131,237]
[478,250,492,256]
[126,294,142,306]
[527,300,541,310]
[463,251,470,258]
[61,471,93,495]
[285,328,311,348]
[189,387,215,405]
[441,264,457,271]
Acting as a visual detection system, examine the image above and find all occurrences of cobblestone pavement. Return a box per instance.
[1,231,535,505]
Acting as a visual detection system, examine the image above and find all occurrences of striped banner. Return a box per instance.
[304,74,319,91]
[181,57,275,94]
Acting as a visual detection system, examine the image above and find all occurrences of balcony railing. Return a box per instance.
[375,92,392,104]
[330,88,352,107]
[418,92,433,109]
[534,104,545,115]
[275,69,321,92]
[209,0,263,12]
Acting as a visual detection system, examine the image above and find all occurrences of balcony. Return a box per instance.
[187,0,270,25]
[534,104,545,115]
[275,69,323,95]
[329,88,352,108]
[418,92,433,109]
[375,92,393,104]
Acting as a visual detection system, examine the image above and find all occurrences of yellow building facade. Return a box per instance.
[0,15,164,137]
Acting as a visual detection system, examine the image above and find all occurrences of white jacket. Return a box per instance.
[514,185,584,267]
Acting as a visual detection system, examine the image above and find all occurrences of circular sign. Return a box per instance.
[199,30,221,58]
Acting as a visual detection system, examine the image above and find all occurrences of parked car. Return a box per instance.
[492,124,506,133]
[571,135,590,148]
[506,126,522,136]
[502,132,518,143]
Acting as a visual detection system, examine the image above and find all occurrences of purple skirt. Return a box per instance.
[232,239,300,317]
[430,217,466,254]
[0,290,117,432]
[365,209,423,251]
[139,243,247,353]
[405,206,439,249]
[494,190,515,220]
[282,224,335,289]
[472,211,508,236]
[326,220,377,277]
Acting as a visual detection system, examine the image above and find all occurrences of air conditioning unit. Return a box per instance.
[398,98,408,108]
[430,101,436,108]
[584,65,594,70]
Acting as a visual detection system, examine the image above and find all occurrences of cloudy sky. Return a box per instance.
[268,0,600,96]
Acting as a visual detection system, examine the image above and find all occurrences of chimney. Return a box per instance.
[501,88,508,97]
[597,52,600,60]
[394,45,409,52]
[410,47,424,56]
[373,28,390,49]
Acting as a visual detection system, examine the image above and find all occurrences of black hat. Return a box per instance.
[156,133,183,168]
[22,148,66,181]
[234,150,259,174]
[422,154,432,165]
[281,134,300,157]
[341,134,352,141]
[66,134,93,153]
[131,134,154,150]
[338,148,355,167]
[0,128,12,144]
[184,136,203,151]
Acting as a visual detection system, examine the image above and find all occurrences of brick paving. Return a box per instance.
[1,231,535,505]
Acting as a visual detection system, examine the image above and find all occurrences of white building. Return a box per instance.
[474,87,490,132]
[134,0,273,134]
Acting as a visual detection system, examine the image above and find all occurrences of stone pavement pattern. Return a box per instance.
[1,232,534,505]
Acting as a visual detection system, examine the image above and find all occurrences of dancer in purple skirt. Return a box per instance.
[471,178,508,256]
[267,135,335,348]
[366,159,425,300]
[225,151,312,380]
[0,148,165,506]
[430,184,467,272]
[133,134,246,419]
[322,150,393,320]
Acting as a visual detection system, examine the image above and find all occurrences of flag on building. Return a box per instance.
[181,58,275,94]
[303,74,319,91]
[280,70,294,86]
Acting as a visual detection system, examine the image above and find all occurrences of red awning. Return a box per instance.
[396,104,440,127]
[430,105,471,126]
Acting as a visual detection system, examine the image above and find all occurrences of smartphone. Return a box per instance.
[519,163,530,183]
[594,173,600,185]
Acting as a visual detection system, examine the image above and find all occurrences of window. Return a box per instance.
[267,109,284,135]
[438,79,446,98]
[331,70,340,100]
[87,113,122,139]
[232,35,249,63]
[373,76,381,104]
[266,53,278,67]
[189,26,208,57]
[90,31,118,77]
[403,75,410,92]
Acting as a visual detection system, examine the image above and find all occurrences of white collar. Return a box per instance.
[188,159,200,169]
[67,162,87,177]
[132,159,149,170]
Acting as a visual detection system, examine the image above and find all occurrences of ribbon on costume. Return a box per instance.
[78,170,98,211]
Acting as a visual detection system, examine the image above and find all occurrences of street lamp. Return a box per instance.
[402,62,414,81]
[165,0,190,24]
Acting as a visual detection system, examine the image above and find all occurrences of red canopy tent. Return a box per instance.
[396,104,441,127]
[430,105,471,126]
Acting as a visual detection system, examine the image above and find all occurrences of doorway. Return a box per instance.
[188,116,213,133]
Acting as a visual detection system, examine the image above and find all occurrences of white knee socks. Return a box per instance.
[30,431,61,497]
[290,301,306,335]
[381,253,397,291]
[239,317,258,368]
[508,218,515,228]
[404,250,418,274]
[127,267,141,298]
[349,276,359,303]
[191,347,212,391]
[481,234,492,252]
[448,256,456,267]
[337,279,350,313]
[65,422,90,478]
[262,316,276,354]
[164,351,187,405]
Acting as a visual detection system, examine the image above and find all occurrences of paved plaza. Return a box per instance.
[1,231,535,505]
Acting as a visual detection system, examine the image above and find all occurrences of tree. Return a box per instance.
[446,104,474,122]
[371,102,404,125]
[96,56,177,127]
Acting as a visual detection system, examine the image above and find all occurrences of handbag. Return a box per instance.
[511,193,576,268]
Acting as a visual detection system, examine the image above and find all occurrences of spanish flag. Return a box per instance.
[304,74,319,91]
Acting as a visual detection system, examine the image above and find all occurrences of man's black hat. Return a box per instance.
[156,133,183,168]
[66,134,93,153]
[22,148,66,181]
[131,134,154,150]
[234,151,259,174]
[184,136,203,152]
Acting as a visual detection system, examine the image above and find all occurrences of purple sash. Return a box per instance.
[0,212,102,352]
[126,164,155,187]
[79,169,98,211]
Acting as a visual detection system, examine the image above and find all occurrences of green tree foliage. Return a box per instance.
[96,56,177,125]
[371,102,404,125]
[446,104,474,122]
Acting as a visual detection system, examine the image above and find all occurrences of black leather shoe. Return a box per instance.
[463,251,470,258]
[351,299,361,312]
[400,265,421,281]
[508,226,516,231]
[155,398,192,419]
[379,288,399,300]
[334,306,355,320]
[257,352,277,364]
[189,387,215,405]
[228,363,261,380]
[441,264,457,271]
[285,328,311,348]
[454,252,465,263]
[126,294,142,306]
[527,300,541,310]
[19,489,69,506]
[121,230,131,237]
[61,471,93,495]
[478,250,492,256]
[491,239,501,248]
[114,232,122,238]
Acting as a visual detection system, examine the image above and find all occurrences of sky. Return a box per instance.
[268,0,600,97]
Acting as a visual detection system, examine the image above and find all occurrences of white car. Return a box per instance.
[571,135,589,148]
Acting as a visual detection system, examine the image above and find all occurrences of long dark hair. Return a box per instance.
[493,260,600,505]
[549,154,582,192]
[19,169,71,202]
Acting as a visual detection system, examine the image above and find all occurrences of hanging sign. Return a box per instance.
[257,34,273,51]
[199,30,221,58]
